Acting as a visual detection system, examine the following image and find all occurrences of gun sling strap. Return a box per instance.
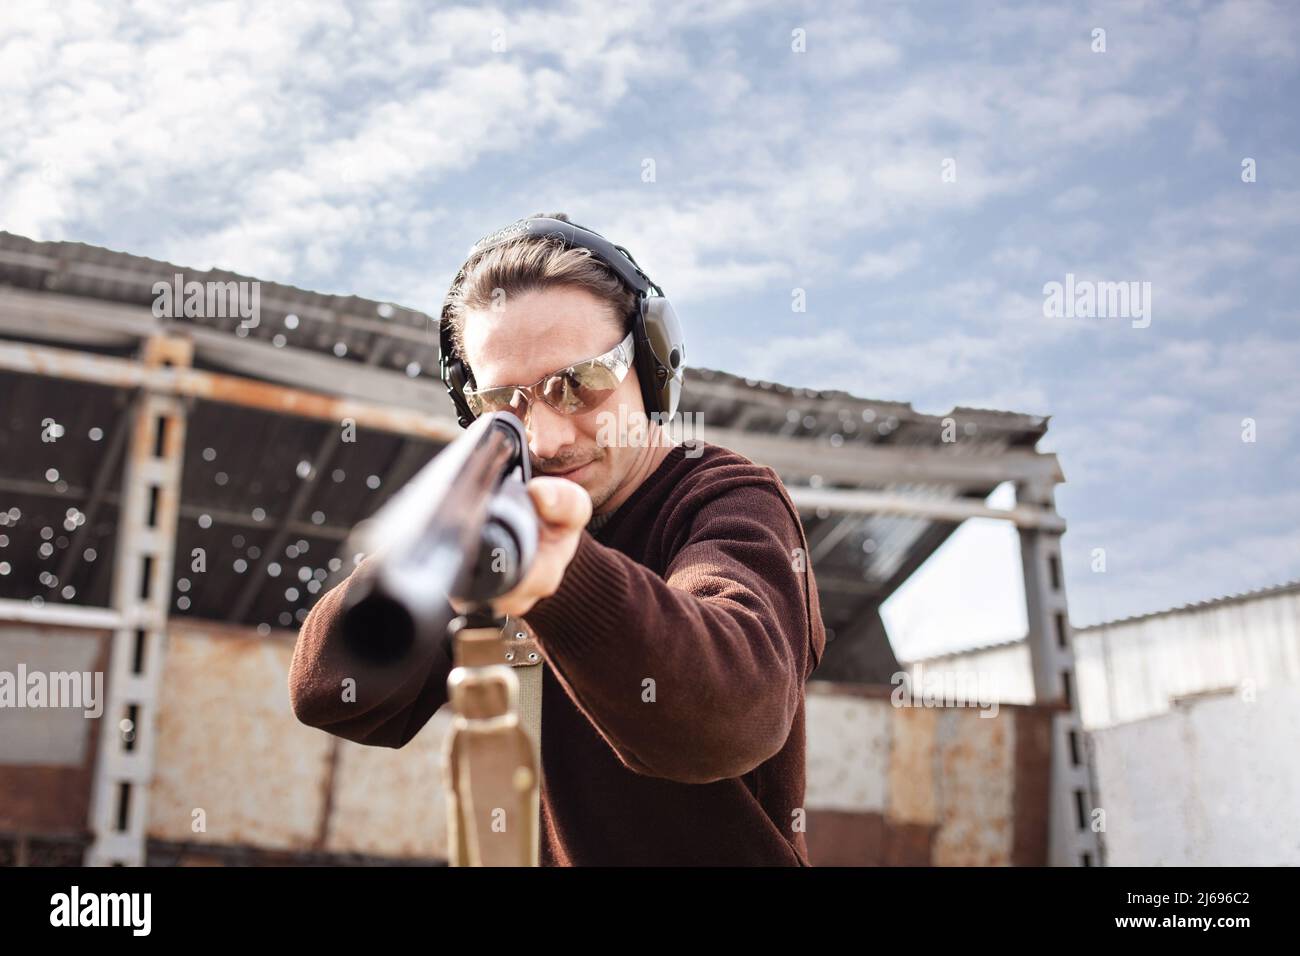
[512,624,544,759]
[445,618,543,866]
[512,620,543,852]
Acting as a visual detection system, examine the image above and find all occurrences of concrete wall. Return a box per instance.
[1091,683,1300,865]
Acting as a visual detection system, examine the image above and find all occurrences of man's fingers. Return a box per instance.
[528,476,592,528]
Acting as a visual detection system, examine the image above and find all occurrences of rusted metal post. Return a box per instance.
[85,335,190,866]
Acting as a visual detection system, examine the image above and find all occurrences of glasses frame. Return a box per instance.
[462,330,636,419]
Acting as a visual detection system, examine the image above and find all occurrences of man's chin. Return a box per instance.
[580,477,612,513]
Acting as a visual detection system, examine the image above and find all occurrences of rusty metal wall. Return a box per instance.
[146,620,454,860]
[129,625,1057,865]
[0,616,1055,865]
[147,622,332,850]
[0,621,107,840]
[804,682,1053,866]
[324,708,450,859]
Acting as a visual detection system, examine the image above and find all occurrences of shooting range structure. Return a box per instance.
[0,231,1096,866]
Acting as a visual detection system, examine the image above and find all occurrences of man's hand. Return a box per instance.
[489,477,592,618]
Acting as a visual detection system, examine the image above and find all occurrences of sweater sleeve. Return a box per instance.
[288,554,455,749]
[523,475,819,785]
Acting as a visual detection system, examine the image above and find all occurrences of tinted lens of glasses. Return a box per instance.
[465,386,524,416]
[540,363,621,414]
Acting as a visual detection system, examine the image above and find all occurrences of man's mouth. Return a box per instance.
[540,459,596,478]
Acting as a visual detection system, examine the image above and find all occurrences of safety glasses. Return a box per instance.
[463,331,635,419]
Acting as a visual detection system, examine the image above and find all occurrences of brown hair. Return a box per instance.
[442,211,638,375]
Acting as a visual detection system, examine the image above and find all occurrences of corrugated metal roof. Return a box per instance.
[902,578,1300,665]
[1075,578,1300,631]
[0,230,1049,437]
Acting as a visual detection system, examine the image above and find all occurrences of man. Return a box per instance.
[289,213,826,865]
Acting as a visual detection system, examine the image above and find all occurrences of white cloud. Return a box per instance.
[0,0,1294,635]
[1050,185,1100,213]
[0,0,691,288]
[850,240,923,280]
[1191,116,1227,153]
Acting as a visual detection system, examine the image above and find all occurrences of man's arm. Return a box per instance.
[288,554,454,748]
[524,477,819,785]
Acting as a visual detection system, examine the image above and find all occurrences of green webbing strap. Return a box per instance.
[516,658,543,766]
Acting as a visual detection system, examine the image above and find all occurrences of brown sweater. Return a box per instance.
[288,441,826,865]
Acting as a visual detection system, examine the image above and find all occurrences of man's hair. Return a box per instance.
[442,211,638,371]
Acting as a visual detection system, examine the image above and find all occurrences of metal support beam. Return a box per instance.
[787,485,1067,531]
[1016,479,1102,867]
[85,336,190,866]
[877,520,962,598]
[50,393,136,600]
[0,597,123,630]
[2,317,1064,492]
[805,571,881,594]
[715,427,1064,487]
[227,434,338,623]
[0,338,460,442]
[0,477,352,541]
[809,514,860,565]
[0,286,445,409]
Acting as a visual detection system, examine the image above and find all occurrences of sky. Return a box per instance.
[1,0,1297,656]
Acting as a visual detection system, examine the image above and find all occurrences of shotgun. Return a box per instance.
[336,410,542,866]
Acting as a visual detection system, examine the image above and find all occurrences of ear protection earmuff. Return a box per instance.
[438,216,686,429]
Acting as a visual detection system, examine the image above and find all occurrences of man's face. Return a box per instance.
[460,284,648,512]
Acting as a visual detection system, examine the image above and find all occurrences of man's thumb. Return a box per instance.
[528,477,592,527]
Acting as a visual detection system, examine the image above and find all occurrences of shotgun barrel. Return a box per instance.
[336,411,536,666]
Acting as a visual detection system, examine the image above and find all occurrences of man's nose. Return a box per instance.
[525,399,577,462]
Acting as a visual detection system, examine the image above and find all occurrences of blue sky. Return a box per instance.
[2,0,1297,652]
